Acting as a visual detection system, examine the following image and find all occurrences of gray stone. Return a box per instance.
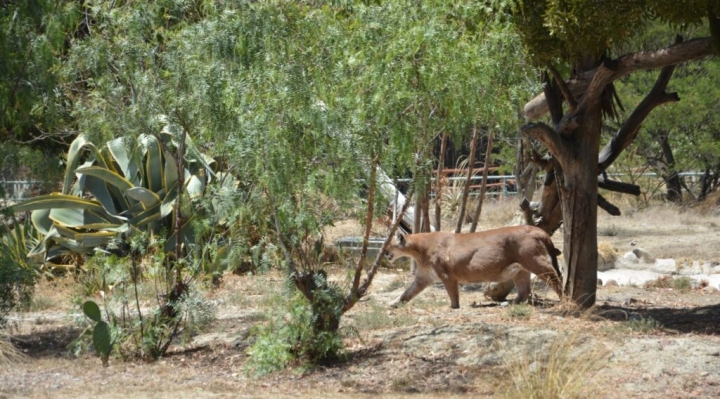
[632,248,656,263]
[597,269,661,286]
[651,258,677,274]
[621,251,640,264]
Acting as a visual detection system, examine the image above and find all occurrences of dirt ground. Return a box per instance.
[2,202,720,399]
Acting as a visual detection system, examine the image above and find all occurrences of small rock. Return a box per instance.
[633,248,655,263]
[604,279,619,287]
[702,286,719,294]
[622,251,640,264]
[651,258,677,274]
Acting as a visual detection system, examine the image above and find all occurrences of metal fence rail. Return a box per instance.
[0,180,46,201]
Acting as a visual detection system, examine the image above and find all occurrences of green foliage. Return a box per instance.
[72,235,216,362]
[0,0,80,144]
[247,289,345,376]
[11,129,228,268]
[0,213,41,325]
[81,300,113,366]
[505,0,720,67]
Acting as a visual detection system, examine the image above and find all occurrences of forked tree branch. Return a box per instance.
[351,154,379,295]
[343,188,414,312]
[547,64,577,110]
[521,122,568,163]
[524,37,714,120]
[598,37,683,171]
[543,71,565,124]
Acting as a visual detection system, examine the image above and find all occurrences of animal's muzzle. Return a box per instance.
[383,251,394,261]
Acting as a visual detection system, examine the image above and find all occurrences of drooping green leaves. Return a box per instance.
[11,130,218,265]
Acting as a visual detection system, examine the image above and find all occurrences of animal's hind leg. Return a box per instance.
[439,277,460,309]
[523,255,564,300]
[511,269,531,303]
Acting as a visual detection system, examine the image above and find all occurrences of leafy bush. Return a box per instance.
[71,233,216,363]
[0,214,41,325]
[10,128,231,269]
[247,288,345,376]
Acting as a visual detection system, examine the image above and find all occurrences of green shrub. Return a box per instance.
[0,214,40,325]
[71,233,216,363]
[247,288,345,376]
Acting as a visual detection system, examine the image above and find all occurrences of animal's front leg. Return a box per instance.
[389,272,432,308]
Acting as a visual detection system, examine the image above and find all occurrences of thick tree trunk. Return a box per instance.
[558,106,601,306]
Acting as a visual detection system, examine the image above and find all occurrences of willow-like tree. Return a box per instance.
[499,1,719,307]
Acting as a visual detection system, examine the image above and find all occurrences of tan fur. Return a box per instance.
[384,225,564,309]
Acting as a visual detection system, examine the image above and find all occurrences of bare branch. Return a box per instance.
[598,175,641,196]
[542,71,565,124]
[599,39,682,171]
[521,122,567,162]
[434,132,448,231]
[470,129,494,232]
[351,155,379,295]
[547,64,577,110]
[345,188,414,312]
[524,37,714,120]
[597,194,621,216]
[455,126,479,233]
[574,58,617,114]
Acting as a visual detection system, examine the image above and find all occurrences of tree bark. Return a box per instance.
[558,105,601,306]
[524,37,713,120]
[434,132,448,231]
[657,133,682,203]
[455,126,479,233]
[470,129,494,232]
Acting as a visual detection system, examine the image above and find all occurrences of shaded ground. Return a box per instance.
[2,204,720,399]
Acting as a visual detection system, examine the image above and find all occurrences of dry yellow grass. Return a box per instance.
[501,332,610,399]
[0,334,25,370]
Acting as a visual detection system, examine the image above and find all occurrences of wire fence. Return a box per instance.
[0,180,47,202]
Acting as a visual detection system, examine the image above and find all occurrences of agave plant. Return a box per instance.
[11,126,234,268]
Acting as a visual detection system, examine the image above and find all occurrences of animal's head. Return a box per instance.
[383,232,410,262]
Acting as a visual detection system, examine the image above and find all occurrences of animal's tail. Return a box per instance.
[543,236,563,281]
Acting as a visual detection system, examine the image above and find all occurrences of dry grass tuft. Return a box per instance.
[0,334,26,370]
[689,190,720,216]
[501,332,609,399]
[644,275,693,292]
[597,242,618,268]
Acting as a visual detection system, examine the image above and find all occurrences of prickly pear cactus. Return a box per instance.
[82,300,112,366]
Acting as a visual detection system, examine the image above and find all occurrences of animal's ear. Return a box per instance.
[396,232,406,245]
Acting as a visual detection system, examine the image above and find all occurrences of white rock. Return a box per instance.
[598,269,662,287]
[651,258,677,274]
[677,261,704,276]
[621,251,640,264]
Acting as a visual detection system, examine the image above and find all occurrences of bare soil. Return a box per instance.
[2,204,720,399]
